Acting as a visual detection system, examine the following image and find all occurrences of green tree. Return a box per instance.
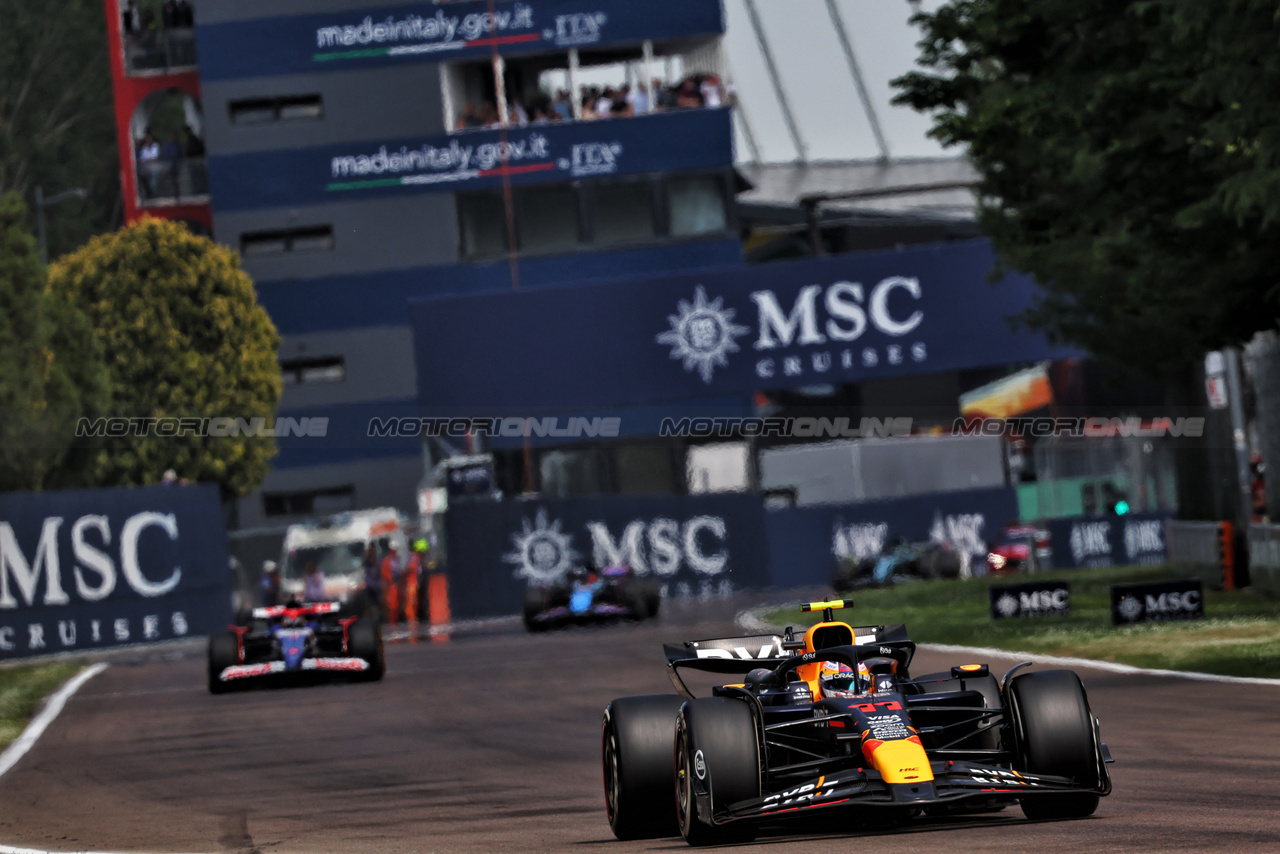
[0,0,121,260]
[0,192,109,491]
[49,218,283,497]
[892,0,1280,375]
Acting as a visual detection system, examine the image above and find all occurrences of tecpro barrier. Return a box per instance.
[0,484,232,661]
[1049,512,1172,569]
[444,493,770,619]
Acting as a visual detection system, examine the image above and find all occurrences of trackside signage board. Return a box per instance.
[1049,512,1172,570]
[0,484,232,661]
[196,0,724,81]
[990,580,1071,619]
[207,108,732,213]
[444,493,770,619]
[411,240,1079,407]
[1110,579,1204,626]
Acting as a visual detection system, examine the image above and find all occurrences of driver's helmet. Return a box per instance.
[818,660,871,698]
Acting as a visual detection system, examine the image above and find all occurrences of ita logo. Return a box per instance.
[655,286,750,383]
[503,509,581,582]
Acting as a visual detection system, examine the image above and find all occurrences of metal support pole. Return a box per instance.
[35,186,47,266]
[1225,347,1254,527]
[568,49,582,120]
[642,40,655,113]
[492,53,509,125]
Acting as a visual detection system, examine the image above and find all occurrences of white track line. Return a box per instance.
[0,663,108,780]
[735,605,1280,688]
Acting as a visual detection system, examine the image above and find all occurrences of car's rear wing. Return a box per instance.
[663,624,912,696]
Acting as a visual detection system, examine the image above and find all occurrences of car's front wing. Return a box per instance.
[709,760,1106,825]
[217,657,369,683]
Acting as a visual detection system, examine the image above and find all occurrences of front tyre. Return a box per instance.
[602,695,685,840]
[676,698,759,846]
[349,620,385,681]
[207,632,239,695]
[1008,669,1102,820]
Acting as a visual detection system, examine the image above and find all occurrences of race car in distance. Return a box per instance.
[602,599,1112,845]
[206,602,385,694]
[831,537,962,592]
[523,565,661,632]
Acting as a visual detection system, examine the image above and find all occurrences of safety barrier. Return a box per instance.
[1166,520,1236,590]
[1246,523,1280,595]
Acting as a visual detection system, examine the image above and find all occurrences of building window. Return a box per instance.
[516,185,579,253]
[241,226,334,257]
[263,485,355,517]
[280,356,345,385]
[668,175,727,237]
[229,95,323,125]
[593,180,656,246]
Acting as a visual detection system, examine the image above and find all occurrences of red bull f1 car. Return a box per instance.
[206,602,385,694]
[523,565,661,632]
[601,600,1112,845]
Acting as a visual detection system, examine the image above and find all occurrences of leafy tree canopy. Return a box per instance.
[49,218,282,497]
[0,191,109,491]
[0,0,120,259]
[893,0,1280,375]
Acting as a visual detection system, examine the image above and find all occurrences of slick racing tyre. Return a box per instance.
[523,587,549,632]
[602,695,686,840]
[349,621,385,681]
[207,632,239,695]
[676,698,759,846]
[1007,669,1102,820]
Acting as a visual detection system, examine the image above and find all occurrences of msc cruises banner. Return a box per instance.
[412,240,1080,407]
[207,108,732,212]
[0,484,232,661]
[1049,511,1172,570]
[444,494,770,619]
[197,0,724,81]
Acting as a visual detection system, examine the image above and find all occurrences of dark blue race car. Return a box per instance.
[206,602,385,693]
[523,566,661,632]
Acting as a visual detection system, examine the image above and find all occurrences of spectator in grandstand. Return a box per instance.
[122,0,138,40]
[176,0,194,27]
[626,82,651,115]
[162,0,179,28]
[700,74,725,108]
[675,79,703,109]
[654,78,678,111]
[137,130,161,196]
[552,89,573,122]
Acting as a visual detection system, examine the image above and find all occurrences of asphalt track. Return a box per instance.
[2,594,1279,853]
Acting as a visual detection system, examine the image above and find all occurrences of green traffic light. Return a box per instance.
[1114,500,1130,515]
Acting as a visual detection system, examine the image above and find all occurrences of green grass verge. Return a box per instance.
[0,663,86,751]
[761,565,1280,679]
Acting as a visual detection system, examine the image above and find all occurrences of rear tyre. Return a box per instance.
[1008,670,1101,820]
[602,695,686,840]
[207,632,239,695]
[523,587,548,632]
[349,620,385,681]
[676,698,759,846]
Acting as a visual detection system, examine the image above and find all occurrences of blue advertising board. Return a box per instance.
[444,493,770,619]
[207,108,733,213]
[0,484,232,661]
[765,486,1020,588]
[411,239,1079,407]
[196,0,724,82]
[1049,511,1172,569]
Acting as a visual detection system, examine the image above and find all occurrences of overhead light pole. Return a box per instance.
[35,186,88,265]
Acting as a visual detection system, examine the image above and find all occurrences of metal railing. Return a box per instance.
[1166,520,1227,589]
[1247,523,1280,595]
[124,28,197,75]
[137,158,208,203]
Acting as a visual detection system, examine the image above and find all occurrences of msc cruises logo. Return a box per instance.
[503,509,581,583]
[655,286,751,383]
